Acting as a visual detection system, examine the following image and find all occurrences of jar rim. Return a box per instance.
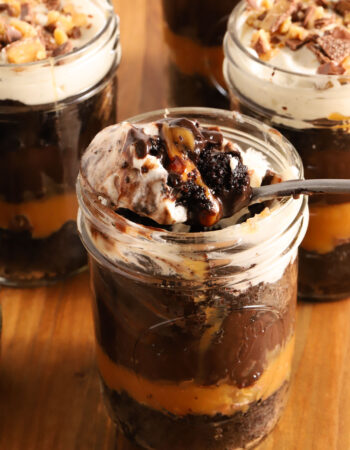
[0,0,118,69]
[226,0,350,82]
[78,107,306,244]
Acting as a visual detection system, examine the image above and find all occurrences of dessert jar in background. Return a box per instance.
[0,0,121,286]
[224,0,350,300]
[77,108,308,450]
[161,0,238,108]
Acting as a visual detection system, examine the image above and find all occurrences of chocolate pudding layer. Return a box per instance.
[162,0,237,108]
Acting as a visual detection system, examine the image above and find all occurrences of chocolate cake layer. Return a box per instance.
[102,380,288,450]
[91,259,297,388]
[0,221,86,282]
[299,242,350,299]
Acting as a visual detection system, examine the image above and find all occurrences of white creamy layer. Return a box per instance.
[82,189,307,293]
[224,3,350,128]
[80,120,308,292]
[0,0,120,105]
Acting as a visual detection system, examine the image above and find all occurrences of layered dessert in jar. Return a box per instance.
[77,108,308,449]
[161,0,238,108]
[0,0,120,285]
[224,0,350,299]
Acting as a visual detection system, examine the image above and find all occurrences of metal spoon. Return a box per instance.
[250,179,350,205]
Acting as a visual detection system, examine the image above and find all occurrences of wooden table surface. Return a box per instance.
[1,1,350,449]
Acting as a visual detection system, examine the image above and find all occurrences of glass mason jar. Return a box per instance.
[161,0,239,109]
[223,1,350,300]
[0,0,121,286]
[77,107,308,450]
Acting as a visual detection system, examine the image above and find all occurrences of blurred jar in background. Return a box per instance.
[162,0,238,108]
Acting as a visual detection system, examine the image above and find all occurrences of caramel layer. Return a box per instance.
[0,192,78,238]
[163,24,225,87]
[96,336,294,417]
[302,202,350,254]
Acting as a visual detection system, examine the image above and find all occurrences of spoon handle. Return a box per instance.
[252,179,350,203]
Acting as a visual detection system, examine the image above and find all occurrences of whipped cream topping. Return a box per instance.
[81,118,277,228]
[0,0,105,64]
[241,0,350,75]
[0,0,120,105]
[224,0,350,127]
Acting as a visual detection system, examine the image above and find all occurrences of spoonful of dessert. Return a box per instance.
[82,117,350,230]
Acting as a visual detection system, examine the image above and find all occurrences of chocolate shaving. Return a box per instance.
[291,2,306,22]
[43,0,61,10]
[303,5,316,27]
[307,41,331,63]
[20,3,31,21]
[316,0,328,6]
[257,10,268,21]
[317,61,346,74]
[314,17,334,28]
[326,26,350,40]
[52,41,72,56]
[0,3,17,16]
[37,27,56,52]
[2,25,22,44]
[253,34,271,56]
[286,33,315,50]
[68,26,81,39]
[271,35,281,44]
[286,37,307,50]
[335,0,350,16]
[261,0,298,33]
[246,0,259,9]
[44,23,56,34]
[317,33,350,63]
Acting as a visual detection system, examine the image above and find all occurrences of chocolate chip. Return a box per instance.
[261,0,298,33]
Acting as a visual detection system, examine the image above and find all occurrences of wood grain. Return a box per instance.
[1,1,350,449]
